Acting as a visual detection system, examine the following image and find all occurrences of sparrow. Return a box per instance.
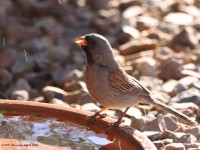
[75,33,198,127]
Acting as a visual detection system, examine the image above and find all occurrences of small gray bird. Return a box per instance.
[75,33,198,126]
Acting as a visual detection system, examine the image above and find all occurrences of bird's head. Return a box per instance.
[75,33,117,66]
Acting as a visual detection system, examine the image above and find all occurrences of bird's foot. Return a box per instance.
[106,119,125,134]
[86,113,107,130]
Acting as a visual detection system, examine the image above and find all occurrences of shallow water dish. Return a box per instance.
[0,99,157,150]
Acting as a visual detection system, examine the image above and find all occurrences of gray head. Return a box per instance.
[75,33,117,67]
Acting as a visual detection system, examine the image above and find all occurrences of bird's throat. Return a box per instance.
[81,46,95,64]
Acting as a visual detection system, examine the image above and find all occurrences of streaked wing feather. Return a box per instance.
[108,67,150,96]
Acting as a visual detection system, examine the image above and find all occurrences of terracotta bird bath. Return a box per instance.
[0,99,157,150]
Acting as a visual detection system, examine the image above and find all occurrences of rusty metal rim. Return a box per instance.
[0,99,157,150]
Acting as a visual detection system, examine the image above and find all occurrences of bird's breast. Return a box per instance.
[85,64,140,108]
[85,64,109,98]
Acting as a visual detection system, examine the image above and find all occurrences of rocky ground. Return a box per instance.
[0,0,200,149]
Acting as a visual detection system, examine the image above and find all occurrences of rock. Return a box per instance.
[170,27,198,52]
[7,79,32,97]
[87,0,108,10]
[143,131,161,141]
[11,55,34,77]
[180,70,200,79]
[26,72,53,89]
[177,134,197,143]
[49,98,69,107]
[164,115,179,131]
[72,50,85,64]
[153,139,173,150]
[135,57,158,76]
[119,0,143,10]
[19,38,44,52]
[52,69,84,85]
[11,90,29,101]
[158,130,180,142]
[139,76,163,92]
[193,17,200,31]
[171,88,200,105]
[49,45,70,64]
[118,25,140,43]
[184,143,200,150]
[123,117,132,126]
[0,69,12,88]
[77,90,96,105]
[162,80,178,96]
[170,102,198,117]
[136,16,159,31]
[136,104,153,115]
[32,96,45,103]
[159,57,183,80]
[81,103,101,112]
[64,80,87,92]
[143,115,167,132]
[155,47,175,63]
[32,50,52,71]
[119,39,157,55]
[164,143,185,150]
[90,18,112,34]
[123,66,133,74]
[184,126,200,139]
[183,5,200,17]
[178,76,199,89]
[131,114,153,131]
[122,6,143,19]
[42,86,67,102]
[0,49,16,69]
[164,12,193,25]
[125,107,142,117]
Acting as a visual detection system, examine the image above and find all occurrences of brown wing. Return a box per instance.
[108,67,151,96]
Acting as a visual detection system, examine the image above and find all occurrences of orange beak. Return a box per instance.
[75,37,87,46]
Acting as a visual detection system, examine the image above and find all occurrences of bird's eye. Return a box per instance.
[85,36,96,45]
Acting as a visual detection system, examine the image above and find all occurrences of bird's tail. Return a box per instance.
[143,96,198,126]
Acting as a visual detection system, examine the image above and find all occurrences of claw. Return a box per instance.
[86,108,109,130]
[106,119,124,134]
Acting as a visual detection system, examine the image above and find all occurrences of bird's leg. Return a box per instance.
[106,107,130,133]
[86,107,109,129]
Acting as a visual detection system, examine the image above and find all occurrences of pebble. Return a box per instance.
[135,57,158,76]
[87,0,109,10]
[136,16,159,31]
[171,88,200,105]
[153,139,173,150]
[177,134,197,143]
[42,86,67,102]
[11,90,29,101]
[0,49,16,69]
[162,80,178,96]
[159,57,183,80]
[81,103,101,112]
[184,126,200,139]
[164,143,185,150]
[158,130,179,142]
[118,25,140,43]
[164,12,193,25]
[49,98,70,107]
[0,69,13,88]
[143,131,161,141]
[122,6,143,19]
[170,27,198,52]
[131,114,152,131]
[164,115,178,131]
[119,39,157,55]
